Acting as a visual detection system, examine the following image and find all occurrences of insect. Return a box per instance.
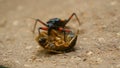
[33,13,80,53]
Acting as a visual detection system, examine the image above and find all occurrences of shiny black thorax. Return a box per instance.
[46,18,67,35]
[47,18,67,28]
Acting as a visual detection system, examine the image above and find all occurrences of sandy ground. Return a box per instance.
[0,0,120,68]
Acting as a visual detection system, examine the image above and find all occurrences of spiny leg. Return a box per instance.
[66,13,81,26]
[33,19,48,33]
[38,27,48,35]
[62,13,80,42]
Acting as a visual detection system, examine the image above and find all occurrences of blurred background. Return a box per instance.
[0,0,120,68]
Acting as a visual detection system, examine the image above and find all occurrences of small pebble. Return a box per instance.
[116,46,120,50]
[71,56,81,61]
[15,60,20,64]
[101,25,107,29]
[98,37,105,43]
[3,58,9,62]
[24,64,31,67]
[13,20,19,26]
[96,58,103,63]
[83,58,87,61]
[83,38,88,40]
[36,45,40,48]
[86,51,93,56]
[116,32,120,37]
[116,64,120,68]
[110,1,117,6]
[25,46,33,50]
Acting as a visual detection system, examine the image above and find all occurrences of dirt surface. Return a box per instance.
[0,0,120,68]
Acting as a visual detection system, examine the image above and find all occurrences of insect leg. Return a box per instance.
[58,27,71,42]
[38,27,54,42]
[38,26,53,42]
[38,27,48,35]
[33,19,48,33]
[48,27,52,36]
[65,13,81,26]
[63,31,66,42]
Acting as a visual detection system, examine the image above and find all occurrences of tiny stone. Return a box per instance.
[83,58,87,61]
[117,46,120,50]
[24,64,31,67]
[114,17,118,21]
[83,38,88,40]
[25,46,33,50]
[71,56,81,61]
[116,64,120,68]
[110,1,117,6]
[36,45,40,48]
[3,58,8,62]
[101,25,107,29]
[86,51,93,56]
[13,20,19,26]
[15,60,20,64]
[98,37,105,43]
[116,32,120,37]
[96,58,102,63]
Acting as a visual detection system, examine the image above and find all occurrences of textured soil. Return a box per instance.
[0,0,120,68]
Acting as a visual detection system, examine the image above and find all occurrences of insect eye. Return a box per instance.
[39,37,46,43]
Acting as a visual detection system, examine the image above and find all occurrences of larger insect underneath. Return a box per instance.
[33,13,80,53]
